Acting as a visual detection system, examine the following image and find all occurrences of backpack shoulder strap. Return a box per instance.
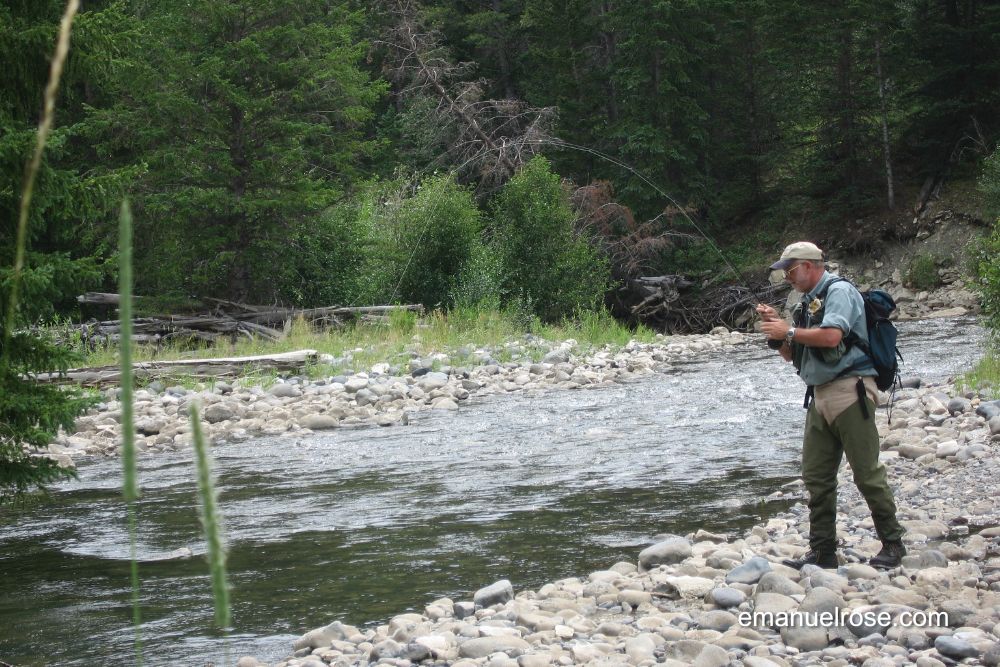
[815,276,850,301]
[815,277,873,359]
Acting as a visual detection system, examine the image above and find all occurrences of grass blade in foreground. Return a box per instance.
[189,404,232,629]
[3,0,80,356]
[118,200,143,664]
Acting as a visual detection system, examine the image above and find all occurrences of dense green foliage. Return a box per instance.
[905,254,942,291]
[1,0,118,500]
[975,149,1000,337]
[352,174,484,308]
[85,0,386,301]
[0,255,99,499]
[4,0,1000,497]
[6,0,1000,307]
[489,157,609,321]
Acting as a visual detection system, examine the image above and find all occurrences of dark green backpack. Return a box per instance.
[817,278,902,391]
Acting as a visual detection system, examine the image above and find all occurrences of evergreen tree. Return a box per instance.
[0,0,124,500]
[896,0,1000,176]
[88,0,386,302]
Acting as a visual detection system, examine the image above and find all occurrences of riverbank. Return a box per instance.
[255,369,1000,667]
[48,274,982,468]
[48,328,751,466]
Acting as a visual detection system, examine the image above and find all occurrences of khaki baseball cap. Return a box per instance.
[769,241,824,270]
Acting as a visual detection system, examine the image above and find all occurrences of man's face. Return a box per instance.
[783,260,819,292]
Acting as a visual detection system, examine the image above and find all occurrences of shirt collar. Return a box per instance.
[803,270,834,301]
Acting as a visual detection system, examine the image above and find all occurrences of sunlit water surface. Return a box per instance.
[0,317,985,666]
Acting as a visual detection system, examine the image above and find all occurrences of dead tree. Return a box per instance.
[570,181,698,281]
[379,0,555,192]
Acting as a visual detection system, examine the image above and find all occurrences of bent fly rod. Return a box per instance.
[529,138,766,304]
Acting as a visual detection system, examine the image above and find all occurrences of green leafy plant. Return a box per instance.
[958,352,999,398]
[1,0,94,504]
[982,148,1000,222]
[489,157,610,321]
[972,223,1000,338]
[351,174,484,308]
[904,254,942,291]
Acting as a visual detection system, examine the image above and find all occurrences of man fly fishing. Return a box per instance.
[756,242,906,570]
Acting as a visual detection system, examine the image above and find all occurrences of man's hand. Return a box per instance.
[756,303,781,322]
[760,319,791,340]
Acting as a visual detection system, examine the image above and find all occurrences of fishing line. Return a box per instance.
[385,134,773,317]
[526,138,764,303]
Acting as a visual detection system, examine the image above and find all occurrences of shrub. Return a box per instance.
[973,222,1000,336]
[904,253,942,291]
[489,156,610,321]
[394,176,483,308]
[274,203,370,307]
[451,242,505,310]
[981,147,1000,223]
[353,174,483,308]
[976,148,1000,341]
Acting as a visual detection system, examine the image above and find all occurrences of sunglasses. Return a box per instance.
[782,262,807,279]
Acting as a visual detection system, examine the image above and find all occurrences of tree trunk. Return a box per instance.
[836,22,857,195]
[33,350,326,386]
[743,13,763,204]
[598,1,620,124]
[875,38,895,210]
[493,0,517,99]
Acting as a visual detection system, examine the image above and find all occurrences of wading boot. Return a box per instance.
[869,540,906,569]
[782,549,838,570]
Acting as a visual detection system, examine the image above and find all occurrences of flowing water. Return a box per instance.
[0,317,986,666]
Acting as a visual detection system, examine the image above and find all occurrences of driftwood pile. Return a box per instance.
[72,293,423,347]
[34,350,328,387]
[614,276,789,333]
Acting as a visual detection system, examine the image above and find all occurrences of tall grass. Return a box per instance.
[959,351,1000,398]
[119,201,143,664]
[3,0,79,360]
[77,306,660,380]
[6,1,232,658]
[188,404,231,630]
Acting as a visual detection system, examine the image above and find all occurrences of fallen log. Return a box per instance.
[32,349,328,387]
[76,292,128,305]
[66,302,424,347]
[234,304,423,326]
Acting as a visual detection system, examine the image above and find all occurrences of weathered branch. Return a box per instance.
[32,350,327,387]
[379,0,555,192]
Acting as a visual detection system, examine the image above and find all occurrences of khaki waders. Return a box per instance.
[802,394,904,554]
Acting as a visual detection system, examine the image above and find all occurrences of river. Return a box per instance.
[0,316,986,666]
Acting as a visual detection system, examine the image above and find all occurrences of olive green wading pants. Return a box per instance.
[802,396,904,554]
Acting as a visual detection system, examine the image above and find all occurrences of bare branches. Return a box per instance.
[613,279,788,334]
[379,0,555,192]
[570,181,680,280]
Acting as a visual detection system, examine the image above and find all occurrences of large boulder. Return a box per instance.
[458,636,530,659]
[204,403,236,423]
[639,537,692,570]
[654,575,715,600]
[474,579,514,608]
[976,400,1000,420]
[725,556,772,584]
[292,621,359,651]
[301,414,338,430]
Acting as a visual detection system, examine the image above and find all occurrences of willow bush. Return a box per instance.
[488,156,610,322]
